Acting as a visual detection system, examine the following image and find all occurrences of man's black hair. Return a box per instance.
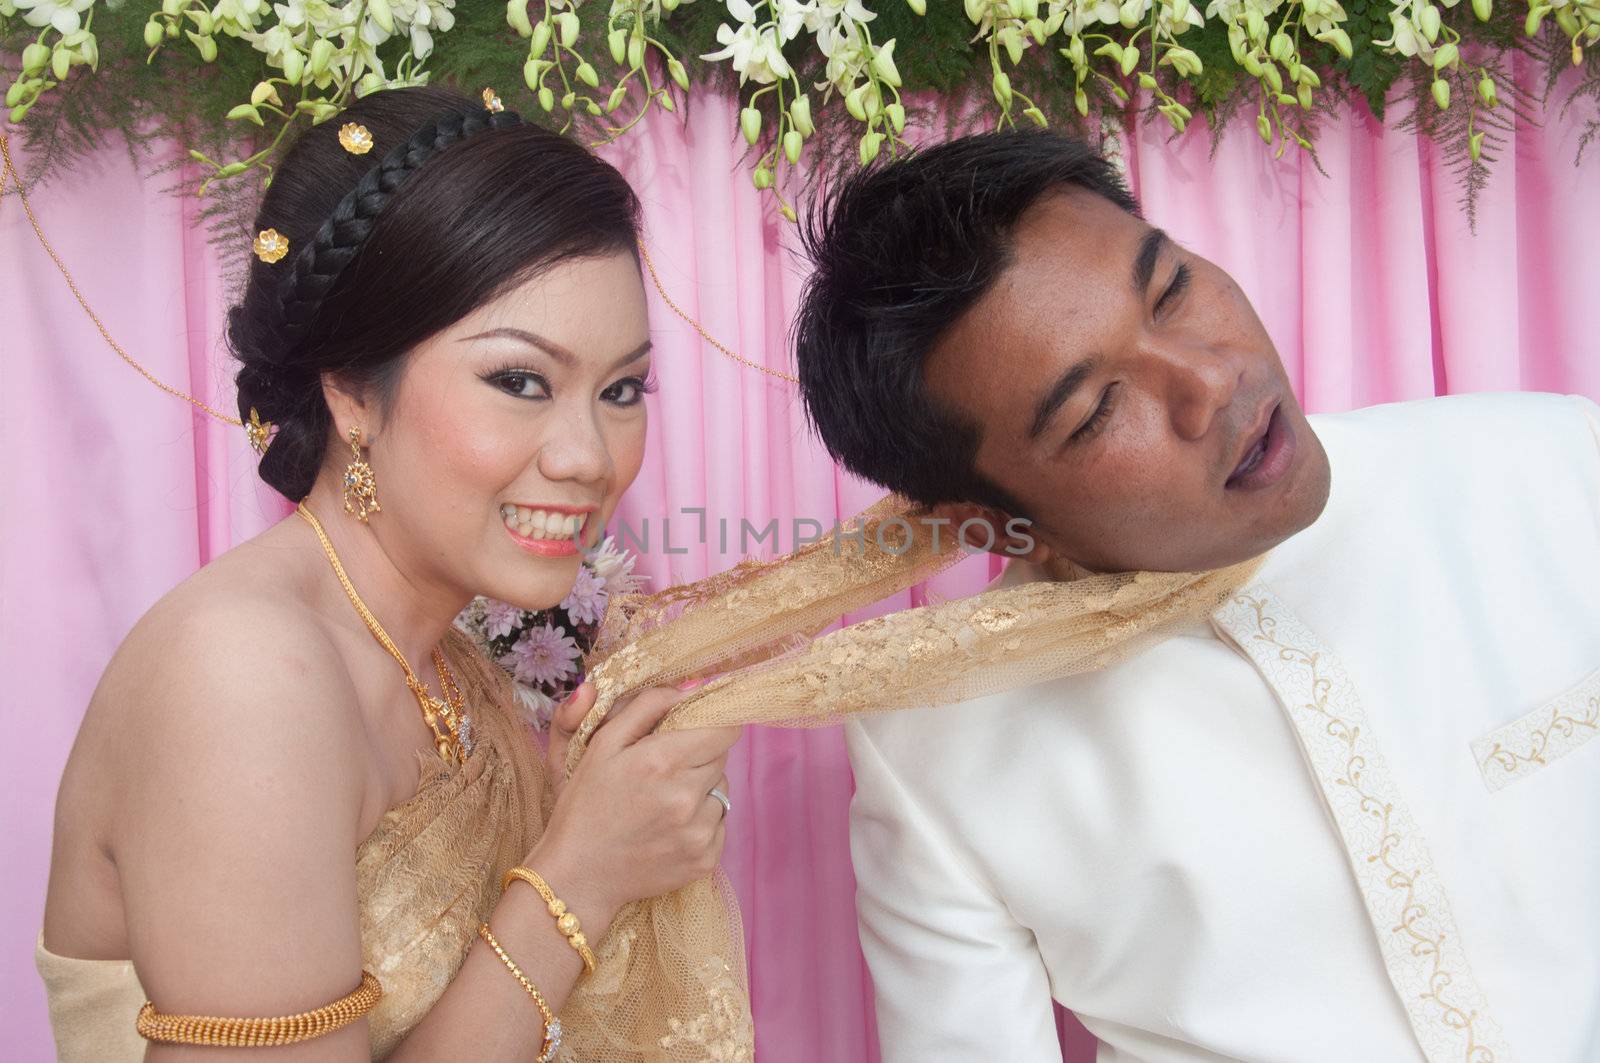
[793,130,1139,511]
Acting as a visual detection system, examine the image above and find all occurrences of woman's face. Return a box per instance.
[351,250,652,612]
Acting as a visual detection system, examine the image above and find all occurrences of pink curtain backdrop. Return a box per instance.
[5,55,1599,1062]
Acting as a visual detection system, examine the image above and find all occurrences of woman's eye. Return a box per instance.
[492,371,550,399]
[603,376,654,407]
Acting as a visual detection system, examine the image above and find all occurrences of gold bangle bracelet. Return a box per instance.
[478,923,562,1063]
[502,865,598,976]
[134,971,382,1046]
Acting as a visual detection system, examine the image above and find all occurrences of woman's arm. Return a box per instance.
[112,607,737,1063]
[114,607,374,1062]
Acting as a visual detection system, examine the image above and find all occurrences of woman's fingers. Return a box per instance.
[678,757,731,800]
[647,724,744,767]
[689,777,731,869]
[706,774,732,821]
[595,686,685,749]
[546,681,596,773]
[701,800,730,870]
[551,681,595,738]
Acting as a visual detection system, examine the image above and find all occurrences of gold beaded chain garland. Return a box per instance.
[296,502,471,764]
[135,971,382,1047]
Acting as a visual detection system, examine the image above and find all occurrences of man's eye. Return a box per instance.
[1155,262,1192,317]
[1070,383,1119,444]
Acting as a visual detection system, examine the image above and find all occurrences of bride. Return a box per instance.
[38,84,740,1061]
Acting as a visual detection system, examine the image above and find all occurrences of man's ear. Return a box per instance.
[928,502,1055,566]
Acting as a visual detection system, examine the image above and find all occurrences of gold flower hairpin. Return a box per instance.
[338,122,374,155]
[482,87,505,113]
[245,407,275,455]
[253,228,289,264]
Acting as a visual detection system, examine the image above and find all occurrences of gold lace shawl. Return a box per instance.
[555,496,1263,1062]
[35,631,545,1063]
[358,630,545,1057]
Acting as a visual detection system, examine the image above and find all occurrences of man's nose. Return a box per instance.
[1154,340,1243,442]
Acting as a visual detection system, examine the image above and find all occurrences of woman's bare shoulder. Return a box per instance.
[68,545,375,1022]
[70,535,368,839]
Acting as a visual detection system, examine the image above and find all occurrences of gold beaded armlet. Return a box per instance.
[502,865,598,977]
[135,971,382,1046]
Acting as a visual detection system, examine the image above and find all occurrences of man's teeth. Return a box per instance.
[500,504,586,541]
[1239,437,1267,476]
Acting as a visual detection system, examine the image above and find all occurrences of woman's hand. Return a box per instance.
[530,684,741,933]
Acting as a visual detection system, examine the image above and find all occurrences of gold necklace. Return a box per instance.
[296,503,470,765]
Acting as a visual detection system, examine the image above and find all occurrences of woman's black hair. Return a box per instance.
[231,85,641,500]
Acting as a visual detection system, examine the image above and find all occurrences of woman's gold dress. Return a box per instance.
[36,632,545,1061]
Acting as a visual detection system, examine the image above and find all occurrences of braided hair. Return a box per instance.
[230,86,641,500]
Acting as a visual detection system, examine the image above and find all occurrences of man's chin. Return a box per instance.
[1274,419,1333,543]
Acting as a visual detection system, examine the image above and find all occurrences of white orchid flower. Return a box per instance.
[1204,0,1284,26]
[809,0,874,26]
[820,30,869,90]
[1374,10,1432,59]
[212,0,267,33]
[14,0,95,33]
[702,19,794,84]
[250,21,297,63]
[1156,0,1205,33]
[1301,5,1346,35]
[772,0,814,39]
[272,0,308,30]
[1048,0,1107,35]
[360,15,393,45]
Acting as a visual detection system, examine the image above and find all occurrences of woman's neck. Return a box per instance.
[296,481,469,688]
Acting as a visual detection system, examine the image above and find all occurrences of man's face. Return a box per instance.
[924,188,1330,573]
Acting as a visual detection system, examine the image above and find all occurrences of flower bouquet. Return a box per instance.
[456,534,642,729]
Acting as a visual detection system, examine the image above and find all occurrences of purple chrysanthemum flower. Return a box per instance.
[560,566,608,627]
[508,623,581,687]
[482,598,526,641]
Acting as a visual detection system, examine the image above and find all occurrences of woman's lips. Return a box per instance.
[1226,403,1296,491]
[505,526,579,558]
[500,503,588,557]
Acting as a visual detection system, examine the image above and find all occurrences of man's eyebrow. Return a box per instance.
[1133,228,1171,296]
[459,330,653,373]
[1028,356,1099,440]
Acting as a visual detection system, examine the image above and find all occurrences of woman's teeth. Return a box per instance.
[500,504,586,541]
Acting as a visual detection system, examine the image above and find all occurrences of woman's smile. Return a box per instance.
[500,503,594,556]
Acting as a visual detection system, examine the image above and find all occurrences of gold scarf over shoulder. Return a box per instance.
[555,496,1262,1062]
[357,630,546,1057]
[36,630,546,1063]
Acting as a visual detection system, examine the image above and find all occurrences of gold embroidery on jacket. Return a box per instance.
[1214,590,1513,1063]
[1472,669,1600,792]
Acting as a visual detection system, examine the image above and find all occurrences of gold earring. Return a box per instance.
[343,428,381,522]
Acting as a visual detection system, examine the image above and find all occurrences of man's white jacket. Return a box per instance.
[848,392,1600,1062]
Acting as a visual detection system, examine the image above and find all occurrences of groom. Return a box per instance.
[792,131,1600,1061]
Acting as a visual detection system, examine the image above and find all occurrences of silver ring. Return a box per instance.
[708,787,732,818]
